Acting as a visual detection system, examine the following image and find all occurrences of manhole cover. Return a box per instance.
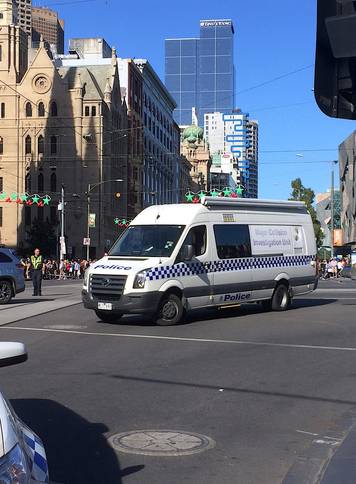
[108,430,215,456]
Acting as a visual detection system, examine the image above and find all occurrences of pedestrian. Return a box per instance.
[30,248,44,296]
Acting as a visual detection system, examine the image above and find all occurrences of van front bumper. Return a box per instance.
[82,289,161,314]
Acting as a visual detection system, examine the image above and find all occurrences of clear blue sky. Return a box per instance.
[38,0,355,200]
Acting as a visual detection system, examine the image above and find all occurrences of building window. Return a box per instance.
[50,206,57,225]
[50,102,58,117]
[38,206,44,222]
[25,135,31,155]
[25,173,31,192]
[50,136,57,154]
[38,102,45,117]
[38,135,44,155]
[50,172,56,192]
[25,206,31,226]
[0,177,3,192]
[0,137,3,155]
[0,103,5,118]
[92,106,97,116]
[85,106,90,116]
[25,102,32,117]
[0,207,2,227]
[38,173,44,192]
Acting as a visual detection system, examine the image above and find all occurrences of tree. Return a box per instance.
[289,178,324,248]
[26,217,58,257]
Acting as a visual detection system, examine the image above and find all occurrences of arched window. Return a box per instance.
[25,173,31,192]
[50,173,57,193]
[0,137,3,155]
[25,135,31,155]
[38,173,44,192]
[38,135,44,155]
[50,136,57,154]
[50,102,58,117]
[38,102,45,117]
[25,102,32,117]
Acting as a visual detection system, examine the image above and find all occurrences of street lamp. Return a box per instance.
[86,179,123,260]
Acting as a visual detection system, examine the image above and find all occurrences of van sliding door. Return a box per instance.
[211,224,253,305]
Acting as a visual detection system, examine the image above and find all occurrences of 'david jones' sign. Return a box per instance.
[223,113,251,180]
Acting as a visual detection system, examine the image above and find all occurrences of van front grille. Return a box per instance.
[90,274,127,301]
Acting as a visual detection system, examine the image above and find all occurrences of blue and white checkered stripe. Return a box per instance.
[21,426,49,483]
[147,255,314,281]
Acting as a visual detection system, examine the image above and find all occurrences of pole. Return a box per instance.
[86,184,90,261]
[330,163,335,258]
[60,184,65,260]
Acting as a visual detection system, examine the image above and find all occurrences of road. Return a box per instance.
[0,278,356,484]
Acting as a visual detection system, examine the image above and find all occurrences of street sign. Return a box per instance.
[83,238,91,246]
[88,213,96,228]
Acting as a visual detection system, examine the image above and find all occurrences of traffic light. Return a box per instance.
[115,192,121,199]
[315,0,356,119]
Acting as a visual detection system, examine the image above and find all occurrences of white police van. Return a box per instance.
[82,197,317,325]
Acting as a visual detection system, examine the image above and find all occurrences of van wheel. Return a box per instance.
[271,283,291,311]
[95,310,123,323]
[0,281,12,305]
[156,293,184,326]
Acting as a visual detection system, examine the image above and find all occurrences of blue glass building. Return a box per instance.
[165,19,235,126]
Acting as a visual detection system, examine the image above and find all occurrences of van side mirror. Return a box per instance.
[0,343,27,368]
[182,244,194,261]
[315,0,356,119]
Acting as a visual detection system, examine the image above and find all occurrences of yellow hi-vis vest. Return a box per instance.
[31,255,42,270]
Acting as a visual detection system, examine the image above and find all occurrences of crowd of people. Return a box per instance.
[318,256,350,279]
[20,257,97,281]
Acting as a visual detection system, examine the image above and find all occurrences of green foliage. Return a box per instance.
[290,178,324,248]
[26,217,58,257]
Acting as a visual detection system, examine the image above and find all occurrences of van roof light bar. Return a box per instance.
[202,196,307,211]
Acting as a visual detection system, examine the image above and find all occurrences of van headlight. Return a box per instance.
[133,270,148,289]
[83,269,90,287]
[0,444,30,483]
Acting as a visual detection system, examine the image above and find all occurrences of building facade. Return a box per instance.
[118,58,144,219]
[316,190,342,248]
[0,13,128,256]
[32,6,64,55]
[134,59,180,207]
[165,19,235,126]
[181,124,210,194]
[339,131,356,246]
[204,111,258,198]
[15,0,31,35]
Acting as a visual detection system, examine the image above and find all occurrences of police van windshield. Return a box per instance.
[109,225,185,257]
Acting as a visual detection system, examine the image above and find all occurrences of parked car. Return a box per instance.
[0,248,25,304]
[0,342,49,483]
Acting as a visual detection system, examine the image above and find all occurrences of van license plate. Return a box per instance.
[98,302,112,311]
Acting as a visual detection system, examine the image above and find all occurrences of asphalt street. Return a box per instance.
[0,279,356,484]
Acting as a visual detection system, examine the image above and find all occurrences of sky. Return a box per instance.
[35,0,355,200]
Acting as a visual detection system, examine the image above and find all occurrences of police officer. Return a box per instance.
[31,248,44,296]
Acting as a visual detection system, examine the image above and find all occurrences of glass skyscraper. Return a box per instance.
[165,19,235,126]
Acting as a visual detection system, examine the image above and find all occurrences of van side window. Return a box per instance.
[180,225,207,257]
[214,224,251,259]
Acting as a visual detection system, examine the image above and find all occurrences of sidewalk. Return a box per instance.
[0,281,82,326]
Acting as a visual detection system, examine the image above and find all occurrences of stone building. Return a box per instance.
[181,124,211,194]
[339,131,356,247]
[0,9,128,256]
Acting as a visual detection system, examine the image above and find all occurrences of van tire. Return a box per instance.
[95,310,123,323]
[156,293,184,326]
[271,283,291,311]
[0,280,12,305]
